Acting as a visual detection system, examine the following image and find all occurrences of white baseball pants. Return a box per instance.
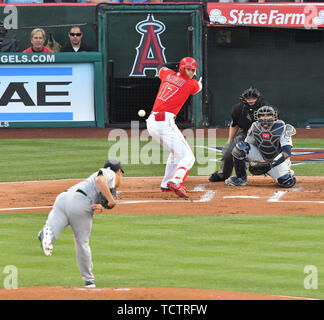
[146,112,195,188]
[247,144,294,182]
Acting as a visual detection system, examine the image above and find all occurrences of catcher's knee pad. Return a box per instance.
[277,173,296,188]
[232,142,250,160]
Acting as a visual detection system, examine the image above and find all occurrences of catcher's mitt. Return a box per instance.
[98,188,116,209]
[248,161,272,176]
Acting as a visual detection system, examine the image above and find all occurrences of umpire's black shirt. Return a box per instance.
[231,99,268,135]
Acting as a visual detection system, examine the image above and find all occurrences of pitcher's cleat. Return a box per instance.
[38,226,53,257]
[84,281,96,288]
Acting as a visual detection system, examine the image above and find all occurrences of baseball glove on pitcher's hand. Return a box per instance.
[98,188,117,209]
[248,161,272,176]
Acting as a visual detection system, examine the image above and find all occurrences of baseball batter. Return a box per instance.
[146,57,202,198]
[225,106,296,188]
[37,160,124,288]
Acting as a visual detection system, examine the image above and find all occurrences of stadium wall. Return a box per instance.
[1,3,324,128]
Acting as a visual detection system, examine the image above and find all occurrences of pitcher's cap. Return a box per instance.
[103,159,124,173]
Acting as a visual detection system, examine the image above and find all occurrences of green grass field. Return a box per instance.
[0,137,323,298]
[0,214,322,299]
[0,138,323,181]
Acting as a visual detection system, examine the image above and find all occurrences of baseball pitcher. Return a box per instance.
[37,160,124,288]
[225,106,296,188]
[146,57,202,198]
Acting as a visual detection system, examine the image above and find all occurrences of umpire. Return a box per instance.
[209,86,268,182]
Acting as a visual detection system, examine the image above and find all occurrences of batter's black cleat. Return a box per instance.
[209,172,225,182]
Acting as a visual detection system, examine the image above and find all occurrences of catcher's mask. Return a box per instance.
[179,57,197,79]
[256,106,278,129]
[240,86,261,110]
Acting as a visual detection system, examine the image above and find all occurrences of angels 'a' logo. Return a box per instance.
[130,14,167,77]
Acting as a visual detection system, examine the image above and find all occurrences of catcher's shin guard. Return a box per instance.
[233,157,247,179]
[277,173,296,188]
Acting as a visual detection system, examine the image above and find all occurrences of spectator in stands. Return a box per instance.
[61,26,91,52]
[23,28,54,53]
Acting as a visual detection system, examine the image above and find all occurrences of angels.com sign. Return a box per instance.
[207,3,324,29]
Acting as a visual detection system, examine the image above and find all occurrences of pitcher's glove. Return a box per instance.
[98,188,116,209]
[248,161,272,176]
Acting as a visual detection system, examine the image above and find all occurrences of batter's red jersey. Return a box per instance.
[152,67,201,115]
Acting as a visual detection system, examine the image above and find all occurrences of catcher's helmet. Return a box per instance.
[256,105,278,129]
[104,159,124,173]
[179,57,197,79]
[240,86,261,109]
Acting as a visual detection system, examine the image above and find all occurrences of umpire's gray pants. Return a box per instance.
[45,191,94,283]
[218,130,246,178]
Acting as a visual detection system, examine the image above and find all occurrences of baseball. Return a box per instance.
[138,109,146,117]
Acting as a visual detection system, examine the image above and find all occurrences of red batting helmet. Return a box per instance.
[179,57,198,78]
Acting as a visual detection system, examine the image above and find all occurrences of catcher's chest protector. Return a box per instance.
[251,121,285,161]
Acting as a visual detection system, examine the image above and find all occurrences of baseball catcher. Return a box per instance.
[225,105,296,188]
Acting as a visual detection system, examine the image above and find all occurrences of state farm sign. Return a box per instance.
[207,3,324,29]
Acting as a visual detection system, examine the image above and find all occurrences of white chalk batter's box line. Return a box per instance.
[1,184,323,212]
[0,187,216,211]
[266,184,324,204]
[267,191,324,204]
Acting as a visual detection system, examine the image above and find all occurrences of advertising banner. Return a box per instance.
[0,62,95,122]
[207,3,324,29]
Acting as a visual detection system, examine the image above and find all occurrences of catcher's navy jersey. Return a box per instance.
[68,168,116,204]
[245,120,292,161]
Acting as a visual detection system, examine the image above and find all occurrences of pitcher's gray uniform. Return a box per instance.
[38,166,117,287]
[226,106,296,188]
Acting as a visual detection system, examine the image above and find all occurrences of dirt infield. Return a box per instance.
[0,176,323,215]
[0,286,313,300]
